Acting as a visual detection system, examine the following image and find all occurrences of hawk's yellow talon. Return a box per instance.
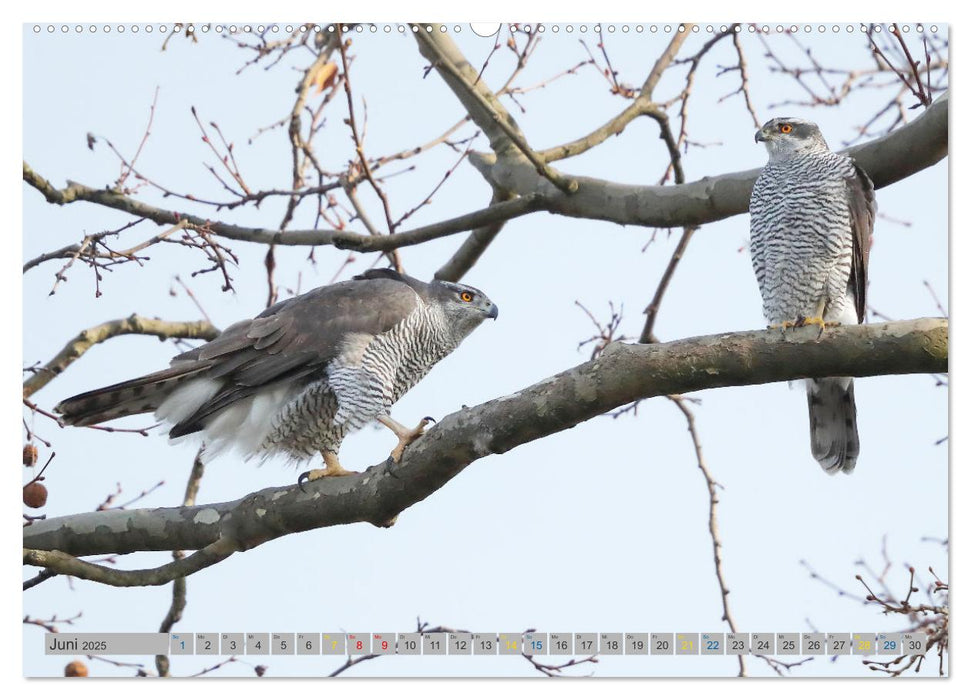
[378,415,433,463]
[298,451,356,489]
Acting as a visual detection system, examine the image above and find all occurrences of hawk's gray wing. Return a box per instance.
[57,273,425,433]
[167,275,425,436]
[846,162,875,323]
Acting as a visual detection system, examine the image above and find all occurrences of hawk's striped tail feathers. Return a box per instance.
[806,377,859,474]
[54,364,211,428]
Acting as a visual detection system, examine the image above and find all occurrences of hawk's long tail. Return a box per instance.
[55,365,210,427]
[806,377,859,473]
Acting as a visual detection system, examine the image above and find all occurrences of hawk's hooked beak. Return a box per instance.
[755,128,768,143]
[487,303,499,320]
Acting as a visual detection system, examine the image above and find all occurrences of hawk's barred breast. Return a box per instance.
[269,301,458,460]
[750,150,858,325]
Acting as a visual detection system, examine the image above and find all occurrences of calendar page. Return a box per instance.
[21,18,949,680]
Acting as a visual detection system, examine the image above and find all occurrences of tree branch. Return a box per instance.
[668,395,745,676]
[23,90,946,255]
[332,193,545,253]
[470,89,948,228]
[23,315,219,399]
[23,536,238,587]
[413,26,578,194]
[23,319,946,576]
[23,161,541,252]
[434,189,514,283]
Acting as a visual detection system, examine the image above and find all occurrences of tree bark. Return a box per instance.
[24,318,947,565]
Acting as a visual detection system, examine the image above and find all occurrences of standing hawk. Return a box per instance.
[56,269,498,481]
[749,117,875,473]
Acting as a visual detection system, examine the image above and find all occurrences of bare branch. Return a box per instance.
[414,26,578,194]
[536,28,696,164]
[23,89,946,255]
[668,396,745,676]
[23,315,219,399]
[23,536,238,587]
[155,450,205,677]
[643,27,694,97]
[332,193,545,253]
[434,190,515,282]
[639,227,697,342]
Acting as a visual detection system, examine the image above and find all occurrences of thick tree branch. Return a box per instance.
[471,89,948,228]
[23,315,219,399]
[23,318,946,576]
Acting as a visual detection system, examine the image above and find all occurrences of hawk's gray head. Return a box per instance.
[755,117,830,160]
[428,279,499,342]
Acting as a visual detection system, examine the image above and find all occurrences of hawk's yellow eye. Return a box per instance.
[780,123,793,134]
[460,291,474,302]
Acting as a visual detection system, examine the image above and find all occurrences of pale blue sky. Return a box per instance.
[19,15,950,683]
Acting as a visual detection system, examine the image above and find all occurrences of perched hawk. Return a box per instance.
[749,117,875,474]
[56,269,498,481]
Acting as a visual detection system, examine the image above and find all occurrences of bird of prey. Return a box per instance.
[749,117,875,473]
[56,269,498,481]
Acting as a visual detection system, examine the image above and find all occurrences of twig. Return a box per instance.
[394,144,472,230]
[332,193,545,253]
[328,652,380,677]
[98,481,166,511]
[868,25,931,108]
[536,29,693,165]
[173,276,216,326]
[923,280,948,317]
[523,651,599,677]
[668,395,745,677]
[336,26,401,276]
[639,227,697,342]
[23,611,83,634]
[23,536,239,587]
[155,449,206,677]
[415,28,578,195]
[717,30,761,128]
[23,315,219,399]
[23,568,58,591]
[575,301,627,360]
[190,107,252,195]
[754,653,815,676]
[155,552,186,678]
[188,656,256,677]
[116,87,160,191]
[87,654,151,674]
[434,190,512,282]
